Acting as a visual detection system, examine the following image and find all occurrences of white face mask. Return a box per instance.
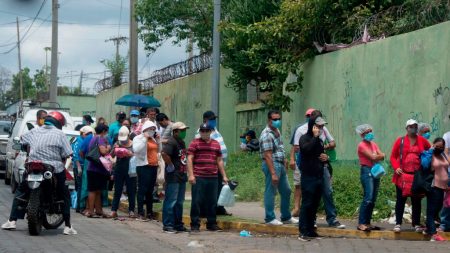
[144,130,155,138]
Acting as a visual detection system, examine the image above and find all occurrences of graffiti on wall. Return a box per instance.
[433,83,450,106]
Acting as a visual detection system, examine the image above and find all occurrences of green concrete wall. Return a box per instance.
[283,21,450,160]
[153,69,239,147]
[95,83,131,124]
[57,95,96,117]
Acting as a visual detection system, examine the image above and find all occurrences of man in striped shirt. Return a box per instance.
[187,123,229,232]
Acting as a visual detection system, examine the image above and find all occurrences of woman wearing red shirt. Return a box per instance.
[390,119,431,233]
[356,124,385,231]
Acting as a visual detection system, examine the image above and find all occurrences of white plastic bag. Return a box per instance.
[218,185,235,207]
[128,156,137,177]
[156,153,165,184]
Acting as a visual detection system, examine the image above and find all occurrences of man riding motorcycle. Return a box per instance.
[1,111,77,235]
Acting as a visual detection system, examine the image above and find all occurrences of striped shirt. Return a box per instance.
[195,128,228,164]
[21,125,72,173]
[188,138,222,177]
[259,125,286,163]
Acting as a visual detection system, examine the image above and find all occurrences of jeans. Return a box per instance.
[299,175,323,236]
[162,181,186,229]
[262,161,292,223]
[190,177,218,228]
[137,165,157,216]
[358,166,380,225]
[322,166,338,225]
[111,162,137,212]
[440,206,450,231]
[426,187,444,235]
[395,186,422,226]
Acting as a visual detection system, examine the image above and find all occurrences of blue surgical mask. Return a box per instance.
[130,117,139,124]
[364,132,374,142]
[207,119,217,129]
[422,132,431,140]
[272,120,282,129]
[240,138,246,144]
[82,120,87,125]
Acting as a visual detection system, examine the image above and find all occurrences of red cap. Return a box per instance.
[305,108,315,116]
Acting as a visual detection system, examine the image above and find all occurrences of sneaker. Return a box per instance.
[128,211,137,218]
[136,215,149,222]
[414,225,426,233]
[206,225,223,232]
[298,235,312,242]
[1,220,16,230]
[176,226,190,233]
[431,234,446,242]
[163,227,177,234]
[63,226,78,235]
[330,221,346,229]
[266,219,283,225]
[309,232,324,239]
[393,224,401,233]
[283,217,299,224]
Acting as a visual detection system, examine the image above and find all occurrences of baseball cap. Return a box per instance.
[172,122,189,131]
[305,108,316,116]
[315,117,327,126]
[118,126,130,141]
[80,126,95,134]
[406,119,418,127]
[203,111,217,120]
[130,110,140,116]
[142,121,157,132]
[199,123,213,131]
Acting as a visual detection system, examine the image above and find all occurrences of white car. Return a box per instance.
[5,109,75,191]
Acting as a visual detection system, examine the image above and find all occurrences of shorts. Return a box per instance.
[87,170,109,191]
[293,165,301,186]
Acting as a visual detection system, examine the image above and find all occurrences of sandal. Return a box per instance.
[85,212,100,218]
[96,213,112,219]
[357,224,371,232]
[367,224,381,230]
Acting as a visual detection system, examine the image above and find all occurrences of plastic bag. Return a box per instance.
[157,153,165,184]
[420,149,433,170]
[71,190,77,209]
[218,185,235,207]
[128,156,137,177]
[370,163,386,179]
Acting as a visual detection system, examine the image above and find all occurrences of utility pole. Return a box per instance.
[16,17,23,102]
[44,47,51,90]
[106,36,128,61]
[49,0,59,104]
[129,0,138,94]
[211,0,221,125]
[78,70,83,94]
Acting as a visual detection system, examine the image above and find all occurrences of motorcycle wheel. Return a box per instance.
[43,213,64,230]
[27,189,42,236]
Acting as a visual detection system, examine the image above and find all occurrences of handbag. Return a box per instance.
[99,154,114,172]
[86,137,102,165]
[411,168,433,195]
[371,163,386,179]
[401,173,415,197]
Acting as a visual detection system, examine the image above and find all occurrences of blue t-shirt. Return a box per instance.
[108,121,121,144]
[81,134,94,155]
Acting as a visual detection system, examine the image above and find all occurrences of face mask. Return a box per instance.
[434,148,444,155]
[407,127,418,135]
[272,120,282,129]
[422,132,431,140]
[200,132,210,141]
[207,119,217,129]
[364,132,374,142]
[178,130,187,140]
[131,117,139,124]
[240,138,246,144]
[119,140,128,145]
[144,130,155,138]
[82,120,87,125]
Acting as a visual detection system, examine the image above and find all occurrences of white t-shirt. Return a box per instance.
[443,132,450,149]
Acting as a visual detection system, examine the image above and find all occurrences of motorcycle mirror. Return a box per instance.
[13,136,20,143]
[12,143,21,151]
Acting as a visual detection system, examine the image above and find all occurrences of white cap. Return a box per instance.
[172,122,189,131]
[406,119,418,127]
[80,126,95,134]
[142,121,157,132]
[118,126,129,141]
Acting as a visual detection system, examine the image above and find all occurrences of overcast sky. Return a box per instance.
[0,0,190,93]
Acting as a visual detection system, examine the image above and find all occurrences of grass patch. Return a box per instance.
[225,152,396,220]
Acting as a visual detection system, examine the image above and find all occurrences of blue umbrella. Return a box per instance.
[115,94,161,108]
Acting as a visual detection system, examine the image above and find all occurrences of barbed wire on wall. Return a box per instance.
[140,53,212,92]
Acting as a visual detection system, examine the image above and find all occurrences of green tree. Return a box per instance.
[33,68,48,93]
[104,55,127,87]
[4,67,35,105]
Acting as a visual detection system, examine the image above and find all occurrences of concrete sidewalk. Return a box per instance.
[109,193,450,241]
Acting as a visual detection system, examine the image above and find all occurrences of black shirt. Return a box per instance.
[299,134,325,178]
[162,136,187,183]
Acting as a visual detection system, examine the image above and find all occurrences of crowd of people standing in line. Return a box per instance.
[2,106,450,242]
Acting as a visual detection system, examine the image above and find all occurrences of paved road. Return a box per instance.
[1,183,450,253]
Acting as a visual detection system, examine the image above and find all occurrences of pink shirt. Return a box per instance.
[357,141,380,167]
[431,155,449,190]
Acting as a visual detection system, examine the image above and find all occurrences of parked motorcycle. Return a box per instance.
[24,161,65,235]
